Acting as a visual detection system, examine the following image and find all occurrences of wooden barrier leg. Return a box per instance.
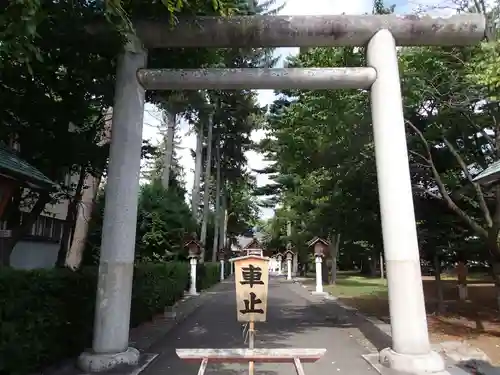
[249,320,255,375]
[293,358,305,375]
[197,358,208,375]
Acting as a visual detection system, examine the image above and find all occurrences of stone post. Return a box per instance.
[220,259,225,281]
[189,256,199,296]
[78,37,146,373]
[367,29,444,373]
[286,253,293,281]
[313,256,324,295]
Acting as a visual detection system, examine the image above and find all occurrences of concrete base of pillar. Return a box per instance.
[311,291,327,296]
[78,347,140,373]
[379,348,446,374]
[187,292,199,296]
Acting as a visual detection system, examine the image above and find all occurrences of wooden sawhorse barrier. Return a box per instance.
[176,348,327,375]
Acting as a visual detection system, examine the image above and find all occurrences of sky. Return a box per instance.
[141,0,439,220]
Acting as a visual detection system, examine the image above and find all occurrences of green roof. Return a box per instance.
[473,160,500,185]
[0,147,55,190]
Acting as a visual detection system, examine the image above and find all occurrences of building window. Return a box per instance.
[24,213,64,242]
[0,214,65,242]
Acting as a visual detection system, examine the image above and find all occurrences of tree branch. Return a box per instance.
[460,111,496,152]
[442,136,493,228]
[406,120,488,238]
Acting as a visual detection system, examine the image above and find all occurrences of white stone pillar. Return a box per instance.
[277,258,282,275]
[78,38,146,373]
[313,256,324,294]
[287,257,292,280]
[220,259,225,281]
[367,29,444,373]
[189,257,199,296]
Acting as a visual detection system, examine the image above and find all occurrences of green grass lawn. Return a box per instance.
[323,274,388,298]
[322,272,491,299]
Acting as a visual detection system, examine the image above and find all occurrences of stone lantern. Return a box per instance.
[284,249,294,281]
[184,240,202,295]
[276,253,283,275]
[307,237,330,294]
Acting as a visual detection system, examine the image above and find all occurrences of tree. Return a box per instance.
[136,180,196,262]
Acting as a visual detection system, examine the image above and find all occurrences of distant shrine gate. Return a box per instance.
[79,14,486,375]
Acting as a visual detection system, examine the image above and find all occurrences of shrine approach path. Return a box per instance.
[142,276,375,375]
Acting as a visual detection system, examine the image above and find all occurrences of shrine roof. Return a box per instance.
[0,146,55,190]
[229,255,269,263]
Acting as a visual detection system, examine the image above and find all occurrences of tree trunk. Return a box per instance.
[223,207,228,251]
[486,229,500,310]
[456,260,468,301]
[218,186,224,251]
[380,251,385,279]
[199,115,213,262]
[56,166,87,267]
[65,174,101,269]
[161,109,176,190]
[490,261,500,310]
[328,233,340,284]
[433,251,445,315]
[0,192,51,266]
[369,255,377,277]
[219,185,226,252]
[211,145,221,263]
[191,121,204,222]
[322,258,329,283]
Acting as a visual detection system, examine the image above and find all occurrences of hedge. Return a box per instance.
[0,261,223,375]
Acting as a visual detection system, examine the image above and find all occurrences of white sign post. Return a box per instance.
[232,255,269,375]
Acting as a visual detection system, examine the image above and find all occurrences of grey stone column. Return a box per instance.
[78,37,147,372]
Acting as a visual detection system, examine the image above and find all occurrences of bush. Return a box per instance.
[0,261,223,375]
[195,262,221,291]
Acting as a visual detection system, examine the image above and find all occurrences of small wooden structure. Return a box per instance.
[307,237,330,257]
[284,249,295,261]
[184,239,202,258]
[242,238,264,257]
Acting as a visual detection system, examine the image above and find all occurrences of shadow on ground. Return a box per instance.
[458,359,500,375]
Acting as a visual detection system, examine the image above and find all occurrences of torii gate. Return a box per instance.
[78,14,485,375]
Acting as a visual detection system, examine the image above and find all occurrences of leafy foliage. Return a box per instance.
[137,180,196,261]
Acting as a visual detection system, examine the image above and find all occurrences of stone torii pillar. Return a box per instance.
[78,37,147,372]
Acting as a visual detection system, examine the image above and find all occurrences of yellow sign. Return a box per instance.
[231,255,269,322]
